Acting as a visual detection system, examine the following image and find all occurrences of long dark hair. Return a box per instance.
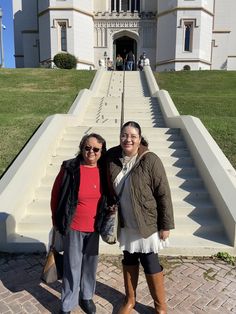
[78,133,107,156]
[121,121,148,147]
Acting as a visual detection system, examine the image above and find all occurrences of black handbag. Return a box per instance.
[41,229,63,284]
[100,202,120,244]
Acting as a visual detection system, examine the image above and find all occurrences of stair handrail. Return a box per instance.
[120,68,125,130]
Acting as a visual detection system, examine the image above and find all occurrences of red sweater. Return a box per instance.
[51,165,101,232]
[71,166,101,232]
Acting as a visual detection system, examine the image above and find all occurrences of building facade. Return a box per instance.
[13,0,236,71]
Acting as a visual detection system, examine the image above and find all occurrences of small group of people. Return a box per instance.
[51,121,174,314]
[99,51,150,71]
[137,52,150,71]
[116,51,136,71]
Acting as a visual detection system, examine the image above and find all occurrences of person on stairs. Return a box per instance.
[50,133,107,314]
[106,121,174,313]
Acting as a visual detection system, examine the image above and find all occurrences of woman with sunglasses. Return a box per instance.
[106,121,174,314]
[50,133,106,314]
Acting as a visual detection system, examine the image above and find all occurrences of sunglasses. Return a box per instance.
[84,146,101,153]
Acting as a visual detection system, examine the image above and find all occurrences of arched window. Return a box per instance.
[184,22,193,52]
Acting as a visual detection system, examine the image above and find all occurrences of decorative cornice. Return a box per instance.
[156,58,211,66]
[94,11,156,20]
[95,20,141,28]
[157,7,214,18]
[39,7,94,19]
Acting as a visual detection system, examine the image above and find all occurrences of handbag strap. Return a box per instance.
[51,228,56,248]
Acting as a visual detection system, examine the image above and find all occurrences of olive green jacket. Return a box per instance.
[106,144,175,238]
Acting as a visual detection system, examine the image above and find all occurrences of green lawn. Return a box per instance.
[0,69,95,176]
[155,71,236,169]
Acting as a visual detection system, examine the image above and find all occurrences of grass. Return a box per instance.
[155,71,236,169]
[0,69,95,176]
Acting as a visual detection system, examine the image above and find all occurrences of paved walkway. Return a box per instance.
[0,253,235,313]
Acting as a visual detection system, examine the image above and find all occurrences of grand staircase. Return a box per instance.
[5,70,234,255]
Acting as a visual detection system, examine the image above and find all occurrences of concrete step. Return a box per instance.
[151,147,190,157]
[162,234,233,256]
[173,200,216,216]
[81,118,121,126]
[167,176,203,188]
[64,125,120,135]
[34,185,51,200]
[59,138,119,148]
[172,215,224,234]
[171,187,210,202]
[159,156,194,167]
[165,165,199,177]
[53,146,190,159]
[17,214,52,233]
[122,119,165,127]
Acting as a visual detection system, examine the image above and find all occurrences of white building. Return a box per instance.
[12,0,236,71]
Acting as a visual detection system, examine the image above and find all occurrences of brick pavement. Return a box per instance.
[0,253,235,313]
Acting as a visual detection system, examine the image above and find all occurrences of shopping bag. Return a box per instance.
[41,247,63,284]
[41,228,64,284]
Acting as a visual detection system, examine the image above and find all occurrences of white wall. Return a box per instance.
[178,0,214,12]
[73,11,94,65]
[175,10,213,62]
[47,0,93,11]
[156,13,177,67]
[49,10,75,60]
[94,0,107,12]
[212,0,236,70]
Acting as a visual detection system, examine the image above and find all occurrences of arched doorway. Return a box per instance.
[113,36,137,70]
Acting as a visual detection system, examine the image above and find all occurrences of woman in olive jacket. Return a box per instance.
[106,121,174,314]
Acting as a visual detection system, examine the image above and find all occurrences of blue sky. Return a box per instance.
[0,0,15,68]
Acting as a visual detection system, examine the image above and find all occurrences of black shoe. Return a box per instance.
[79,299,96,314]
[60,311,70,314]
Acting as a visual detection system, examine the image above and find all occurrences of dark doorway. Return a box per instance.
[114,36,137,70]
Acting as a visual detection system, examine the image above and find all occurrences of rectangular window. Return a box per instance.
[184,22,193,52]
[58,22,67,52]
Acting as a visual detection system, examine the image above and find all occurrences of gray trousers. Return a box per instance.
[61,229,99,312]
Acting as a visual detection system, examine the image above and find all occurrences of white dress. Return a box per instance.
[113,154,169,254]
